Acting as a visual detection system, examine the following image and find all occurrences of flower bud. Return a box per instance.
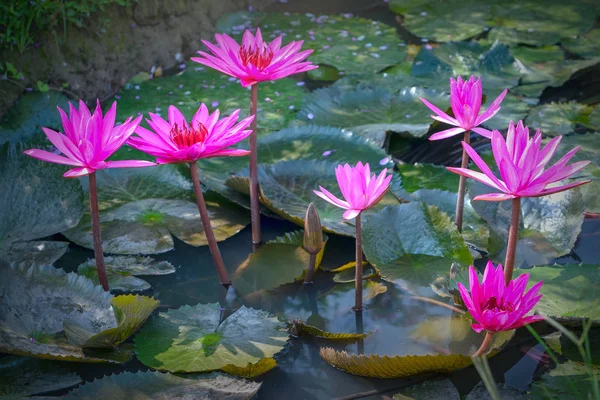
[303,202,323,255]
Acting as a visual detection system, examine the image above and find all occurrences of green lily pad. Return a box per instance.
[482,93,535,131]
[469,181,585,267]
[228,160,401,237]
[398,163,459,193]
[64,294,159,349]
[0,263,131,363]
[114,63,305,137]
[77,256,175,292]
[291,320,371,341]
[511,45,565,64]
[529,361,600,400]
[0,143,84,256]
[545,330,600,367]
[525,101,594,137]
[134,303,288,376]
[0,91,70,145]
[562,29,600,60]
[392,379,460,400]
[331,261,377,283]
[0,356,82,399]
[62,166,249,254]
[361,202,473,290]
[232,231,328,295]
[513,264,600,323]
[1,241,69,266]
[297,86,449,145]
[63,371,262,400]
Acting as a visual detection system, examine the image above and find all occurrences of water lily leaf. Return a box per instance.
[544,330,600,367]
[297,86,449,145]
[1,241,69,266]
[331,261,377,283]
[114,63,305,137]
[0,356,82,399]
[529,361,600,400]
[291,320,370,341]
[562,29,600,60]
[391,379,460,400]
[64,294,159,348]
[228,160,401,237]
[469,181,585,267]
[232,230,328,295]
[513,264,600,323]
[0,143,83,252]
[134,303,288,376]
[63,371,261,400]
[220,358,278,379]
[77,256,175,292]
[62,166,249,254]
[398,163,459,193]
[525,101,594,137]
[362,202,473,290]
[482,93,534,131]
[0,263,130,363]
[0,91,70,145]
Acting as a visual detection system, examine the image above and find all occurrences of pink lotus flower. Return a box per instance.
[127,104,254,164]
[313,162,392,219]
[458,262,544,333]
[192,28,318,87]
[420,76,508,140]
[447,120,591,201]
[24,100,155,178]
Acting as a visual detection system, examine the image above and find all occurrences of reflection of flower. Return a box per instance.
[314,162,392,219]
[127,104,254,164]
[420,76,507,140]
[25,100,154,177]
[192,28,318,87]
[458,262,544,333]
[448,120,591,201]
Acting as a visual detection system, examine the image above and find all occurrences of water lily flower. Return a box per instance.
[24,100,155,178]
[420,76,508,141]
[127,104,254,164]
[192,28,318,87]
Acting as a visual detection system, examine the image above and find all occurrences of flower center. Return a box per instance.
[239,44,274,70]
[482,296,515,313]
[170,122,208,148]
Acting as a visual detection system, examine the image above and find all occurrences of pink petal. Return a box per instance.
[471,127,493,139]
[63,167,95,178]
[343,209,361,220]
[420,98,458,125]
[472,193,516,201]
[429,127,466,141]
[24,149,81,166]
[106,160,157,169]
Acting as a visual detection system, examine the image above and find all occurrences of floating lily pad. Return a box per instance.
[0,91,70,145]
[297,86,449,145]
[63,371,261,400]
[115,63,305,137]
[0,356,82,399]
[529,361,600,400]
[134,303,288,376]
[2,241,69,266]
[562,29,600,60]
[331,261,377,283]
[0,263,130,363]
[62,166,249,254]
[0,143,83,258]
[398,163,459,193]
[77,256,175,292]
[513,264,600,323]
[544,330,600,367]
[291,320,370,341]
[525,102,594,137]
[391,379,460,400]
[362,202,473,290]
[482,93,535,131]
[469,181,585,267]
[232,230,328,295]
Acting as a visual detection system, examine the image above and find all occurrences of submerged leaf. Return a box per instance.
[291,320,370,341]
[529,361,600,400]
[332,261,377,283]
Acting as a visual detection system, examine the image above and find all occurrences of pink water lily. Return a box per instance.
[314,162,392,220]
[421,76,507,140]
[127,104,254,164]
[458,262,544,334]
[447,120,591,201]
[24,100,155,177]
[192,28,318,87]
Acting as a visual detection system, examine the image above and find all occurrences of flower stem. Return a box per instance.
[249,83,261,252]
[354,213,363,312]
[454,131,470,233]
[472,331,494,358]
[304,253,317,284]
[504,197,521,285]
[88,172,109,292]
[355,310,365,355]
[189,162,231,286]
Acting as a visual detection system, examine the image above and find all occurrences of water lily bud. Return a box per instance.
[303,203,323,254]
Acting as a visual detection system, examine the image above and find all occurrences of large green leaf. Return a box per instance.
[398,163,459,193]
[297,86,449,145]
[0,143,83,255]
[469,181,585,267]
[63,371,261,400]
[529,361,600,400]
[77,256,175,292]
[513,264,600,323]
[362,202,473,290]
[2,241,69,267]
[62,166,249,254]
[232,231,328,295]
[482,93,535,131]
[562,28,600,60]
[134,303,288,376]
[525,101,594,137]
[0,356,81,399]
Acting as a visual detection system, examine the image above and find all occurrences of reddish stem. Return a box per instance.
[504,197,521,285]
[472,331,494,358]
[455,131,470,232]
[249,83,261,251]
[189,162,231,286]
[88,172,109,291]
[354,213,363,312]
[304,253,317,284]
